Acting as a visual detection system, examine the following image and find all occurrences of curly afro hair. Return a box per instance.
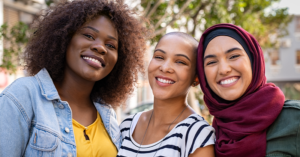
[24,0,151,107]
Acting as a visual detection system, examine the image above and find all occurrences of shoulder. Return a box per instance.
[183,114,215,156]
[2,76,38,95]
[120,114,136,130]
[1,76,39,108]
[182,114,213,130]
[119,114,138,140]
[273,100,300,124]
[184,114,215,137]
[282,100,300,109]
[267,100,300,134]
[0,76,38,128]
[266,100,300,156]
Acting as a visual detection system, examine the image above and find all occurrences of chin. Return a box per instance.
[153,92,172,100]
[219,93,242,101]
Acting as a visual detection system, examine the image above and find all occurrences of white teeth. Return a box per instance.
[220,78,238,85]
[157,78,174,84]
[83,57,101,65]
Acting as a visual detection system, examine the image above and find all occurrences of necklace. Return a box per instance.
[135,106,187,157]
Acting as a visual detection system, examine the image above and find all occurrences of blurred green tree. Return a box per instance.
[0,22,30,74]
[283,84,300,100]
[137,0,292,48]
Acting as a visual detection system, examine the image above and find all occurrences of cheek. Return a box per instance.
[147,60,158,75]
[66,46,77,66]
[235,59,252,85]
[204,67,216,88]
[110,52,118,67]
[179,68,194,84]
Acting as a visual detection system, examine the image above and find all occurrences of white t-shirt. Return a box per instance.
[117,112,215,157]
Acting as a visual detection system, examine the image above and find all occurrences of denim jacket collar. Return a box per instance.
[34,68,60,101]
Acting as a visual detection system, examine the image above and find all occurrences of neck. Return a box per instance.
[54,68,95,107]
[152,95,188,125]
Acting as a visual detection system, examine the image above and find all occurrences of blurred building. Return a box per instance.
[265,15,300,99]
[0,0,46,92]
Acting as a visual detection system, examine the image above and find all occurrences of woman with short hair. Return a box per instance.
[118,32,215,157]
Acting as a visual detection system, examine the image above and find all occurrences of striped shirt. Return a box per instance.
[117,112,215,157]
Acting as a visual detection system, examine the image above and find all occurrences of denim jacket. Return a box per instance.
[0,69,121,157]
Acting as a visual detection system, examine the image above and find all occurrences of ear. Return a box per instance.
[192,76,200,87]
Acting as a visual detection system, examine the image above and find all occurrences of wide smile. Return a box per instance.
[81,55,106,69]
[218,76,240,87]
[155,76,175,87]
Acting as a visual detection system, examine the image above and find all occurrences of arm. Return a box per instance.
[0,93,30,156]
[189,145,215,157]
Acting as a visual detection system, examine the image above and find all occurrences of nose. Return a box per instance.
[218,60,232,75]
[90,40,107,55]
[159,60,174,73]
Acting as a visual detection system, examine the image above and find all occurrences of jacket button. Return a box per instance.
[67,153,72,157]
[65,127,70,133]
[58,104,65,109]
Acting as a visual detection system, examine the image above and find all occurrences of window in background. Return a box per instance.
[270,50,280,66]
[297,50,300,65]
[296,50,300,73]
[296,16,300,32]
[296,17,300,40]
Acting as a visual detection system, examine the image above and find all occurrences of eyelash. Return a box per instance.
[230,55,240,59]
[84,34,116,49]
[154,56,186,65]
[176,61,186,65]
[84,34,94,40]
[206,61,216,65]
[106,44,116,49]
[206,55,240,65]
[154,56,163,59]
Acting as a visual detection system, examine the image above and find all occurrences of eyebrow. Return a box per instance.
[203,47,242,61]
[154,49,191,61]
[82,26,99,33]
[82,26,118,41]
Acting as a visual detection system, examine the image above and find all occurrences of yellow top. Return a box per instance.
[72,113,117,157]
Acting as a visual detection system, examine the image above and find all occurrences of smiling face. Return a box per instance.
[148,35,198,100]
[203,36,252,101]
[65,15,118,82]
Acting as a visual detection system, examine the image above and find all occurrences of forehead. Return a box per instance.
[205,36,244,55]
[156,35,195,57]
[81,15,118,39]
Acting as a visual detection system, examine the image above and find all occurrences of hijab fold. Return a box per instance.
[197,24,285,157]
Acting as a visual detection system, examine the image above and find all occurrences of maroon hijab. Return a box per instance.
[197,24,285,157]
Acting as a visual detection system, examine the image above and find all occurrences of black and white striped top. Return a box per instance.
[117,112,215,157]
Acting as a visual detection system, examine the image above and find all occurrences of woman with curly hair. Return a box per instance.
[0,0,149,156]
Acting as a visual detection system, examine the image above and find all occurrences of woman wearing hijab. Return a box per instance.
[197,23,300,157]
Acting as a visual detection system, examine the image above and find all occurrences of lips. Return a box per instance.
[81,55,106,68]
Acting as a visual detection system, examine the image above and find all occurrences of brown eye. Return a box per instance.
[154,56,163,59]
[230,55,240,59]
[176,60,186,65]
[83,34,94,40]
[106,44,116,49]
[206,61,216,65]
